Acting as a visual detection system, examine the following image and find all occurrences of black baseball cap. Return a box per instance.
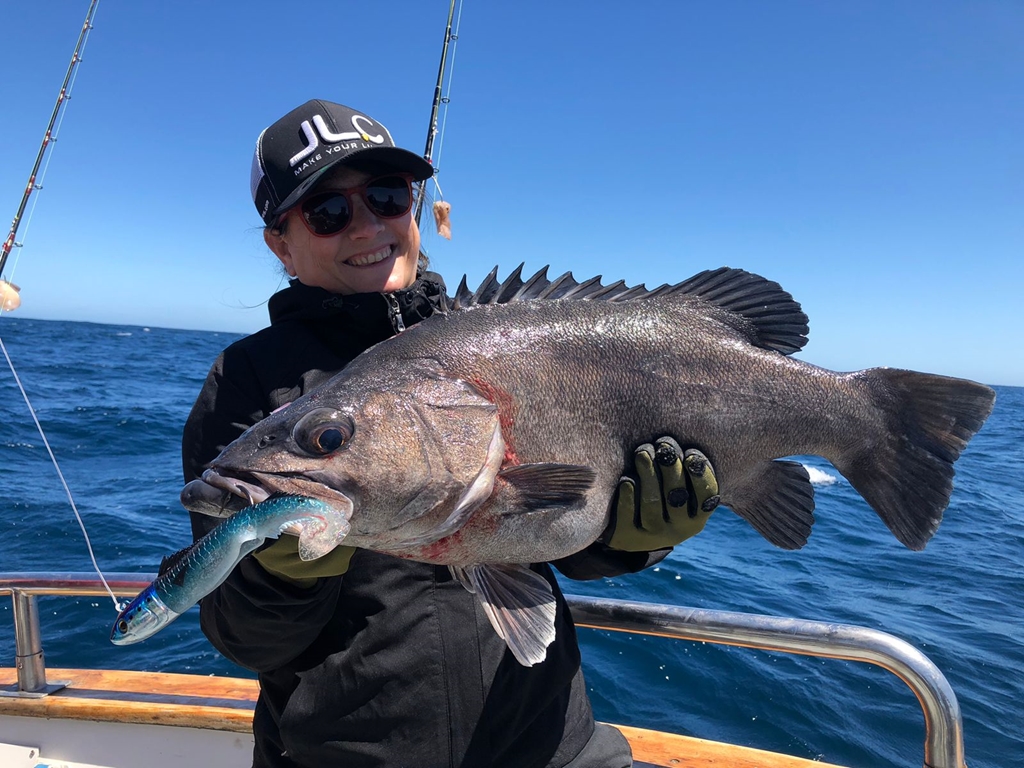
[250,99,434,226]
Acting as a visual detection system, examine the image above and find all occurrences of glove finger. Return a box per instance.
[634,443,660,507]
[254,535,356,586]
[612,475,639,531]
[683,448,720,518]
[653,436,689,518]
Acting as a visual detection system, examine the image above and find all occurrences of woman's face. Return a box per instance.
[265,166,421,295]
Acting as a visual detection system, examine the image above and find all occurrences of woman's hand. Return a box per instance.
[603,438,720,552]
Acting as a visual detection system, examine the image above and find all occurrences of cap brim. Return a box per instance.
[272,147,434,217]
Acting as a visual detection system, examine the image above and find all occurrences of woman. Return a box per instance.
[181,99,719,768]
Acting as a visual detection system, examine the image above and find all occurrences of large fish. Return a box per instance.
[187,266,993,665]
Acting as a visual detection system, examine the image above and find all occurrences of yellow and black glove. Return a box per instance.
[603,437,720,552]
[253,536,357,589]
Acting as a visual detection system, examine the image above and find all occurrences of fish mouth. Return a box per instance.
[200,470,271,505]
[201,468,355,511]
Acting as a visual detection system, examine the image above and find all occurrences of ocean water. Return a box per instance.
[0,316,1020,767]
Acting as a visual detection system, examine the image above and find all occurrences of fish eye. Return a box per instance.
[117,620,129,634]
[293,409,355,456]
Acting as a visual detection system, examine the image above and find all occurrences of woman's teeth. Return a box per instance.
[348,246,392,267]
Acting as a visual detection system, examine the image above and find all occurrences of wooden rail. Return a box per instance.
[0,667,842,767]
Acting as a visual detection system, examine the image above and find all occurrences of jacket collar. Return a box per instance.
[267,272,449,327]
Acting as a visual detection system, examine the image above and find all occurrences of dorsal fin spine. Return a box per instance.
[445,264,809,355]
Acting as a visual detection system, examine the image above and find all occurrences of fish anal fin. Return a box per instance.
[498,463,596,509]
[450,563,557,666]
[724,460,815,550]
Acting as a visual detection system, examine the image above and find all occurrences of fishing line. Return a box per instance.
[0,335,122,610]
[0,1,116,608]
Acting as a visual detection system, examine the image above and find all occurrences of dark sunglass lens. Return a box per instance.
[365,177,412,218]
[303,193,351,235]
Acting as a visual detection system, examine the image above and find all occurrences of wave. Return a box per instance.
[803,464,838,486]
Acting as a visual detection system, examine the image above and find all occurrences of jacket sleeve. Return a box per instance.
[550,542,671,581]
[182,346,342,673]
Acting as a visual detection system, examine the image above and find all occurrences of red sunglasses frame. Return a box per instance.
[284,174,416,238]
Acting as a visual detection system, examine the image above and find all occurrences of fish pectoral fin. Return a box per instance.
[450,563,557,667]
[724,460,815,550]
[497,463,596,509]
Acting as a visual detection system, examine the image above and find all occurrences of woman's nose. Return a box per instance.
[346,194,385,237]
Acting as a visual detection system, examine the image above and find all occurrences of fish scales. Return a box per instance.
[349,296,887,560]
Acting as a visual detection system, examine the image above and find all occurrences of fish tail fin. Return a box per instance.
[838,368,995,550]
[295,502,353,560]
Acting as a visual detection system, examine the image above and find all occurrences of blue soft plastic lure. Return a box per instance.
[110,495,350,645]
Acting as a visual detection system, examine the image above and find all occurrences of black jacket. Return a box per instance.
[182,274,650,768]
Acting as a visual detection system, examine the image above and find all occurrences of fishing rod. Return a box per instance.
[0,0,101,309]
[415,0,462,229]
[0,0,120,612]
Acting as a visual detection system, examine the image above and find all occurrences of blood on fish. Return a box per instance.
[469,377,519,464]
[415,527,466,562]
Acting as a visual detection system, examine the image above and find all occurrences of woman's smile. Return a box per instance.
[346,244,395,268]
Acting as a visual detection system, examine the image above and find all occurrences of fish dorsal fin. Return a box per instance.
[664,267,809,355]
[158,544,193,578]
[452,263,645,309]
[450,264,808,355]
[449,563,557,666]
[453,264,525,306]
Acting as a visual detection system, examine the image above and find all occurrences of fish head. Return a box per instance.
[110,587,174,646]
[203,364,504,548]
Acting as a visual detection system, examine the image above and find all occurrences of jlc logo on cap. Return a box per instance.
[251,98,433,226]
[290,114,386,169]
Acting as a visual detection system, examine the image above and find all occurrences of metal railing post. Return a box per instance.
[11,590,47,692]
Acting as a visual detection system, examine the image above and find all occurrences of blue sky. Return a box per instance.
[0,1,1020,385]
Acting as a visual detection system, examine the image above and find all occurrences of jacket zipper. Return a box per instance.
[386,294,406,333]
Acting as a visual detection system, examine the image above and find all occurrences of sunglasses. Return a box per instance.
[295,174,415,237]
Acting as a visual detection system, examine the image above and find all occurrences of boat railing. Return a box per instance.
[569,595,964,768]
[0,573,964,768]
